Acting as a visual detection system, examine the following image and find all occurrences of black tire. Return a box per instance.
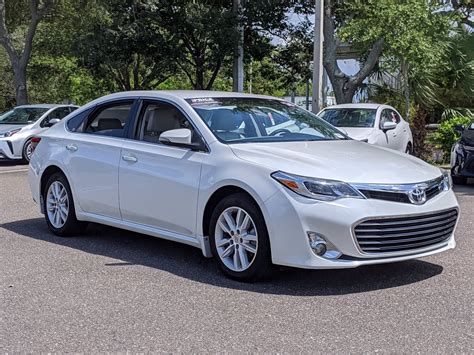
[43,172,87,236]
[452,175,467,185]
[209,193,272,282]
[22,139,33,163]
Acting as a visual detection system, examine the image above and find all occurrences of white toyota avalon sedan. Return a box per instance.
[28,91,459,281]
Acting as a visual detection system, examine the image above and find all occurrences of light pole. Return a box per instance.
[312,0,324,113]
[233,0,244,92]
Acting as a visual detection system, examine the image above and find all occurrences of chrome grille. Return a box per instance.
[354,175,445,204]
[354,208,458,253]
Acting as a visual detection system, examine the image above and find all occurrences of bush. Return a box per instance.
[431,116,472,159]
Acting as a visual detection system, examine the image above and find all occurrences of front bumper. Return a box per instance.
[0,139,20,160]
[264,186,459,269]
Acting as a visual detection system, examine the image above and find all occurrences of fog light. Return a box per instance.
[307,232,342,259]
[307,232,327,256]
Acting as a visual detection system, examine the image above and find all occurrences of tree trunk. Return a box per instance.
[13,64,28,105]
[328,75,357,104]
[0,0,55,106]
[412,104,427,158]
[322,3,384,105]
[401,58,410,120]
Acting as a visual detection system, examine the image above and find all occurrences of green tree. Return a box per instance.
[72,0,178,91]
[0,0,56,105]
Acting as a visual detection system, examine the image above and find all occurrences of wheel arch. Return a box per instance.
[202,185,258,238]
[40,165,65,198]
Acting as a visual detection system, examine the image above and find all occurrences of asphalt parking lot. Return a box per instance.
[1,163,473,353]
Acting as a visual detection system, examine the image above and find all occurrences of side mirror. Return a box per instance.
[454,124,465,132]
[45,118,61,127]
[381,121,397,131]
[159,128,206,151]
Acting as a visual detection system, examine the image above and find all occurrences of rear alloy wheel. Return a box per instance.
[209,193,272,281]
[22,139,33,162]
[43,172,87,236]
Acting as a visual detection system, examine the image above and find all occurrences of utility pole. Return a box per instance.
[233,0,244,92]
[312,0,324,113]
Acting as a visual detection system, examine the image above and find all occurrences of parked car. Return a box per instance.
[0,104,78,162]
[29,91,458,281]
[450,120,474,184]
[318,103,413,153]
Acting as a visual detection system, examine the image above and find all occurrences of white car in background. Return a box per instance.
[0,104,78,162]
[318,104,413,153]
[29,91,458,282]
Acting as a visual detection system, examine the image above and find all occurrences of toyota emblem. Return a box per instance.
[408,186,427,205]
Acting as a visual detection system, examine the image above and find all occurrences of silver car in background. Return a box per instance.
[0,104,78,162]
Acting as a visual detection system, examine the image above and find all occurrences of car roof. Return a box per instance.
[323,103,382,110]
[15,104,78,109]
[91,90,283,102]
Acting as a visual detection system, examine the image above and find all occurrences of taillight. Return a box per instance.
[31,137,41,153]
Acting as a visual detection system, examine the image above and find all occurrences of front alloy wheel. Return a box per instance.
[215,207,258,272]
[209,193,272,281]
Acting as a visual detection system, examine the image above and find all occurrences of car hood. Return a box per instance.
[230,140,441,184]
[0,123,27,134]
[338,127,374,141]
[460,129,474,146]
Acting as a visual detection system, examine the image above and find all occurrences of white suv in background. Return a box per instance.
[318,103,413,153]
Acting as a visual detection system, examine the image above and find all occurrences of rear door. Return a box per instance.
[63,99,138,219]
[118,99,205,237]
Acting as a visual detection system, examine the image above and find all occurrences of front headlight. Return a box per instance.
[0,128,21,138]
[271,171,364,201]
[440,169,452,191]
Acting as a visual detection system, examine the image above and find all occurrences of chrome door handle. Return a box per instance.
[122,155,137,163]
[66,144,78,152]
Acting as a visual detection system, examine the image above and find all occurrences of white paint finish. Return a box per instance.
[229,140,440,184]
[119,140,204,236]
[63,134,123,219]
[28,90,459,271]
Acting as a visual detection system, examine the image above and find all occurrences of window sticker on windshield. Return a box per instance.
[189,98,217,106]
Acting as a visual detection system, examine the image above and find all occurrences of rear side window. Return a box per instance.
[84,102,134,138]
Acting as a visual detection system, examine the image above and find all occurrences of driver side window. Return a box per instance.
[41,107,71,127]
[136,101,198,145]
[380,109,400,128]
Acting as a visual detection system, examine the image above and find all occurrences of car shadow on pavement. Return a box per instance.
[0,161,27,167]
[453,180,474,196]
[1,218,444,296]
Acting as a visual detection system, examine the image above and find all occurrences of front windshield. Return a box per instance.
[186,97,346,143]
[0,107,48,124]
[319,108,376,128]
